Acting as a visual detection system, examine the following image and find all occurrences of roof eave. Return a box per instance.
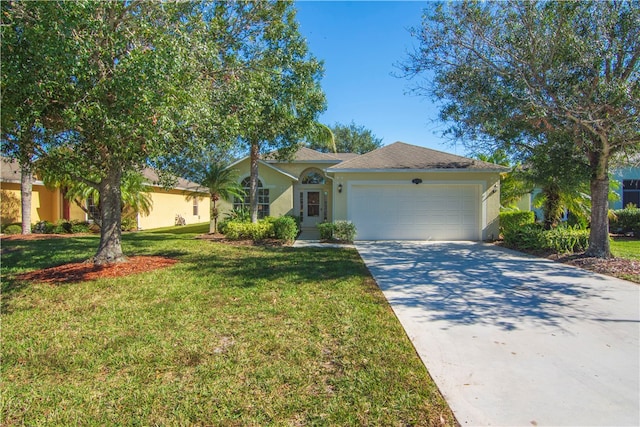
[326,168,507,173]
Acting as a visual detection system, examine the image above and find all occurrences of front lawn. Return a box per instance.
[611,237,640,260]
[1,225,454,426]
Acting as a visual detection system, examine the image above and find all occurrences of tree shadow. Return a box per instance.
[356,241,621,331]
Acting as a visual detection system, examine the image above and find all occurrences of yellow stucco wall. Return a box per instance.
[137,189,210,230]
[219,159,300,219]
[330,171,502,240]
[0,182,63,224]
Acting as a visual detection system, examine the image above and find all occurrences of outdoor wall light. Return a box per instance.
[412,178,423,185]
[338,183,343,193]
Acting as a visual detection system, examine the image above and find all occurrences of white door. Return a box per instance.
[349,184,480,240]
[300,190,324,228]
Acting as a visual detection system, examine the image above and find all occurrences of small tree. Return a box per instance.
[188,162,245,234]
[308,121,383,154]
[402,0,640,257]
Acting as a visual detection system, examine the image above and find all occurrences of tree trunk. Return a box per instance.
[209,196,217,234]
[94,167,126,265]
[249,142,259,223]
[543,185,562,230]
[585,143,611,258]
[20,166,33,235]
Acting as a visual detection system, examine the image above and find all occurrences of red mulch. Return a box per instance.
[15,256,178,285]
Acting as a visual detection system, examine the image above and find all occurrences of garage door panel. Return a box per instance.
[350,184,480,240]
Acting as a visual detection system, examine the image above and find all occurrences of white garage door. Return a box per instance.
[349,184,481,240]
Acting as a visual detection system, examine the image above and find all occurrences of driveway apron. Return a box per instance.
[356,241,640,426]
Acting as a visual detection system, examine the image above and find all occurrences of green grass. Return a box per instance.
[1,224,455,426]
[611,237,640,260]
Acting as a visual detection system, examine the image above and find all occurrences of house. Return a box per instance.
[0,157,209,230]
[221,141,508,241]
[611,165,640,209]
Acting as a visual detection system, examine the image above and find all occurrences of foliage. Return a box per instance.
[182,160,245,234]
[217,1,326,222]
[402,0,640,258]
[503,223,590,254]
[610,207,640,235]
[223,220,274,241]
[271,216,300,241]
[317,222,335,241]
[1,229,455,426]
[2,224,22,234]
[499,211,535,236]
[317,220,357,242]
[30,220,92,235]
[308,121,383,154]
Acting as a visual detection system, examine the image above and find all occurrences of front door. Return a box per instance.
[300,190,324,228]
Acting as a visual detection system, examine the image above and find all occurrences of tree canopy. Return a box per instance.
[1,1,325,261]
[307,121,384,154]
[402,0,640,257]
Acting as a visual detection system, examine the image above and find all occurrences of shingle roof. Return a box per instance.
[141,168,203,192]
[327,141,508,171]
[263,146,357,163]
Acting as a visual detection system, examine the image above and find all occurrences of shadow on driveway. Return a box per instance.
[357,241,640,426]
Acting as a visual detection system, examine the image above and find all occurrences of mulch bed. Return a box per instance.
[14,256,178,285]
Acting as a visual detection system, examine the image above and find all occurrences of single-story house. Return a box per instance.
[0,157,209,230]
[221,141,508,241]
[611,166,640,210]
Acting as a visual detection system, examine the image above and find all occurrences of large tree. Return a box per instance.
[2,1,218,264]
[214,1,326,223]
[308,121,383,154]
[402,0,640,258]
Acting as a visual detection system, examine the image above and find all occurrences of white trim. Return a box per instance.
[346,180,486,241]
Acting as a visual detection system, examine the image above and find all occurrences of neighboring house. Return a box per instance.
[611,165,640,210]
[221,141,507,241]
[0,157,209,230]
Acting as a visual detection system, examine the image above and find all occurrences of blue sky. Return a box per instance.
[295,1,463,154]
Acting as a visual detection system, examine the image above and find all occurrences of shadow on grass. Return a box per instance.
[180,245,368,290]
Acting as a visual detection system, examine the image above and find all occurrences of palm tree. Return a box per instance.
[308,122,336,153]
[190,162,245,234]
[42,169,152,228]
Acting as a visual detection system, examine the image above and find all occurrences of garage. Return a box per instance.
[349,184,481,240]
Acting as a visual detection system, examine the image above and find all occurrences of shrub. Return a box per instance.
[224,220,274,241]
[499,210,535,236]
[2,224,22,234]
[71,221,92,233]
[273,216,299,241]
[317,222,335,240]
[32,220,55,234]
[317,220,357,242]
[503,223,589,254]
[53,220,74,234]
[610,206,640,235]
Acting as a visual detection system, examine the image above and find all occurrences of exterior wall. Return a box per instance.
[330,171,502,241]
[219,158,299,219]
[611,166,640,209]
[137,189,210,230]
[0,182,63,224]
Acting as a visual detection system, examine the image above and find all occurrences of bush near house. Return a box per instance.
[31,220,92,234]
[499,210,535,236]
[221,215,300,242]
[609,206,640,235]
[1,223,22,234]
[503,223,590,254]
[317,220,357,242]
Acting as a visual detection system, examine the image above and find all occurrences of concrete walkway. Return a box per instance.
[356,241,640,426]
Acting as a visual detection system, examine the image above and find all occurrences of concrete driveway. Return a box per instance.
[356,241,640,426]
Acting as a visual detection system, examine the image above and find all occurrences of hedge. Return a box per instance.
[222,216,300,241]
[317,220,357,242]
[499,210,535,236]
[503,223,589,254]
[610,207,640,235]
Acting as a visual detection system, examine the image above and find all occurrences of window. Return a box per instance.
[234,177,270,218]
[301,169,325,184]
[623,179,640,208]
[193,198,199,216]
[87,196,100,222]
